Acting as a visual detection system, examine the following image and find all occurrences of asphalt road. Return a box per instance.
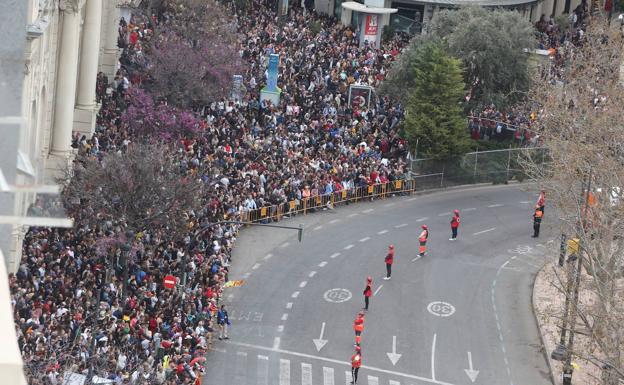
[203,184,553,385]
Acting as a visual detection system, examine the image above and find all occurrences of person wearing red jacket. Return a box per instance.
[418,225,429,257]
[384,244,394,280]
[363,276,373,310]
[536,190,546,213]
[450,210,460,241]
[351,346,362,384]
[353,311,365,346]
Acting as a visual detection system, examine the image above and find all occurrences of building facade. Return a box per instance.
[0,0,121,273]
[317,0,584,33]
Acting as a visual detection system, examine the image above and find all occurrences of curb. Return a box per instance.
[531,261,557,385]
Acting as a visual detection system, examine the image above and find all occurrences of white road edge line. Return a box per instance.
[228,340,454,385]
[473,227,497,236]
[377,229,389,235]
[374,285,383,296]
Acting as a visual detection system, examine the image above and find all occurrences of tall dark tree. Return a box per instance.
[62,142,202,240]
[404,41,469,160]
[146,0,243,109]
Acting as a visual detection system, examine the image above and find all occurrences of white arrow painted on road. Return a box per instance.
[313,322,328,352]
[464,351,479,382]
[386,335,402,366]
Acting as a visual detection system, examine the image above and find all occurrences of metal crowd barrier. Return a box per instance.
[240,180,415,223]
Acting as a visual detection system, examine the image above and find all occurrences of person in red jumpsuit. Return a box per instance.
[353,311,365,346]
[450,210,460,240]
[419,225,429,257]
[351,346,362,384]
[363,276,372,310]
[384,244,394,280]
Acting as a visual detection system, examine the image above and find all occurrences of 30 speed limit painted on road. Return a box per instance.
[427,301,456,317]
[324,288,352,303]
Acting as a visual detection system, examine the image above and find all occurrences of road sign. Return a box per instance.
[163,275,176,289]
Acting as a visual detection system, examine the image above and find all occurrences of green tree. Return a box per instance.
[405,41,469,160]
[429,6,536,108]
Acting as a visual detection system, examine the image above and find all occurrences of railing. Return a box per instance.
[240,180,416,223]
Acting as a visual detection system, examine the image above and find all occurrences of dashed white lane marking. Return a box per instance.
[473,227,497,236]
[323,366,335,385]
[263,253,273,260]
[319,261,328,267]
[286,302,293,309]
[299,281,308,288]
[389,381,401,385]
[488,203,504,208]
[417,217,429,222]
[309,271,317,277]
[301,363,313,385]
[431,333,437,381]
[243,272,251,279]
[412,255,422,262]
[329,219,340,224]
[281,242,290,248]
[273,337,281,349]
[281,313,289,321]
[368,375,379,385]
[373,285,384,296]
[291,291,300,298]
[344,244,354,250]
[359,236,371,242]
[519,201,531,204]
[437,212,451,216]
[314,225,323,231]
[277,325,284,332]
[492,256,515,385]
[279,358,290,385]
[252,263,261,270]
[330,252,341,259]
[463,207,477,211]
[347,213,358,218]
[394,223,409,228]
[362,208,374,213]
[227,293,234,301]
[258,355,269,385]
[384,202,396,207]
[377,229,389,235]
[407,197,418,201]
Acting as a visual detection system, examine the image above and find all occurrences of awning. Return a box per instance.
[341,2,398,14]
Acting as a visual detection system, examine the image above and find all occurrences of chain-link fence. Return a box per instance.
[409,147,549,190]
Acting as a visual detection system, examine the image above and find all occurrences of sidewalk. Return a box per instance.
[533,257,601,385]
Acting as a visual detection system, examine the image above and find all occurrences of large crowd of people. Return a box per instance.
[12,3,411,385]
